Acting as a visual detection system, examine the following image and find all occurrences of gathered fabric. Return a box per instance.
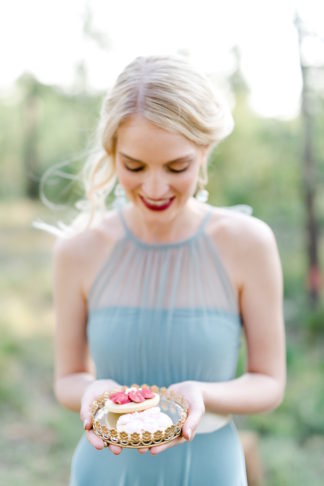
[70,204,248,485]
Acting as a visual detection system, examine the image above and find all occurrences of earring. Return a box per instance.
[196,162,209,203]
[113,183,127,208]
[195,187,209,203]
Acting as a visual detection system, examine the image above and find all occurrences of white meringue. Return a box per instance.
[116,407,173,435]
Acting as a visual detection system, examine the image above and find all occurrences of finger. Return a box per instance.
[85,429,105,450]
[138,447,149,454]
[80,401,93,426]
[108,444,123,455]
[182,409,204,440]
[150,436,186,455]
[80,383,122,424]
[83,417,93,430]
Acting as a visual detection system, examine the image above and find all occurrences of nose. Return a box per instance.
[142,170,169,198]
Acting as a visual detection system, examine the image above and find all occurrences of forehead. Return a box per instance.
[116,115,198,161]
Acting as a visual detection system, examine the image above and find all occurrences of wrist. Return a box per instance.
[84,378,120,395]
[198,381,224,414]
[54,372,95,412]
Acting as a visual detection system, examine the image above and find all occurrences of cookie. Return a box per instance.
[105,387,160,414]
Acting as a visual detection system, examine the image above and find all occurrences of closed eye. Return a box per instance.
[120,153,194,173]
[168,162,191,173]
[124,162,145,172]
[124,163,190,173]
[168,165,190,173]
[125,165,144,172]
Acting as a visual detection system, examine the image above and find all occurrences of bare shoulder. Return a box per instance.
[207,206,280,291]
[54,209,122,254]
[53,210,123,297]
[208,206,277,252]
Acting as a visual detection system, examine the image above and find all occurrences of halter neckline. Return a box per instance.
[118,206,213,249]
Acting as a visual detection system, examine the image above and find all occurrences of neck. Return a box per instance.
[127,198,204,244]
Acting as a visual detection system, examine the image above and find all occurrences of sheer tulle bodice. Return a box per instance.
[87,207,242,387]
[71,205,249,486]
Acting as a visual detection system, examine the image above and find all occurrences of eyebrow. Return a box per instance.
[119,152,195,164]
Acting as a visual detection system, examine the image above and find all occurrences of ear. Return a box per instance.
[200,145,211,160]
[199,146,210,168]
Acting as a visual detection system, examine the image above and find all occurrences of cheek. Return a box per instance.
[176,167,200,193]
[117,167,139,191]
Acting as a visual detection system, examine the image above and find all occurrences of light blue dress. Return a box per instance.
[70,205,248,485]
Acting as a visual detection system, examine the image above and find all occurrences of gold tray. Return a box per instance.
[90,384,188,449]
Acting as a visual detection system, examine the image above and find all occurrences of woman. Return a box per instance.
[53,55,286,485]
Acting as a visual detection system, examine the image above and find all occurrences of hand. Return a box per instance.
[138,381,205,456]
[80,379,123,456]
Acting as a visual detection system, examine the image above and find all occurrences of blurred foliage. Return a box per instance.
[0,63,323,235]
[0,73,102,203]
[1,58,324,484]
[1,201,323,484]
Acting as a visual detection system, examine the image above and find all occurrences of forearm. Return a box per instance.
[199,372,285,415]
[54,372,96,412]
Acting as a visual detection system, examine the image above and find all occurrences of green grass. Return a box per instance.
[0,199,323,485]
[0,200,81,485]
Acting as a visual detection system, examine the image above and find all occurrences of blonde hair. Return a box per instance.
[35,54,234,237]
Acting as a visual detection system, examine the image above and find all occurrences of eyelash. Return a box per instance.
[169,167,189,173]
[125,165,189,173]
[125,166,144,172]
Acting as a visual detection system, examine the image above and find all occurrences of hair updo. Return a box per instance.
[84,55,233,227]
[38,55,234,236]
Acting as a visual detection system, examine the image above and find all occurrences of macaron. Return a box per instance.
[105,387,160,414]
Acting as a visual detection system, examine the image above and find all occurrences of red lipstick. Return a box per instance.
[140,196,175,211]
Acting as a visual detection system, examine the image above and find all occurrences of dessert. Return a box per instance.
[116,406,173,435]
[91,385,188,448]
[105,386,160,414]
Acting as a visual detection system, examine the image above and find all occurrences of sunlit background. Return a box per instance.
[1,0,323,117]
[1,1,324,484]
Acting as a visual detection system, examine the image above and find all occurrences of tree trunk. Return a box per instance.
[22,84,40,199]
[296,16,321,307]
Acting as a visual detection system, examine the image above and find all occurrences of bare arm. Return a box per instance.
[52,235,93,410]
[200,219,286,414]
[139,218,287,456]
[53,236,119,409]
[53,235,122,453]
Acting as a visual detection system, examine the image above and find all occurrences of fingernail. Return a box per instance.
[186,428,192,440]
[83,419,90,429]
